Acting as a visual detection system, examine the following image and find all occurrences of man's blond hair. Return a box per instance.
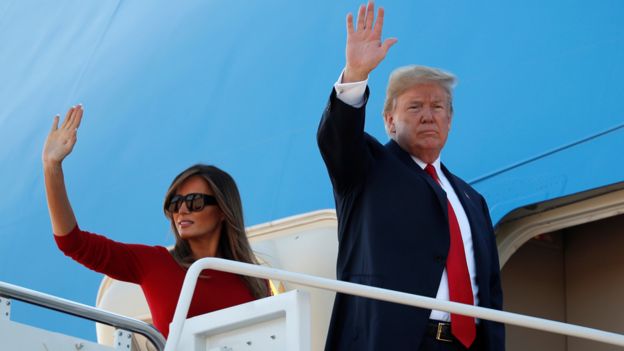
[383,65,457,116]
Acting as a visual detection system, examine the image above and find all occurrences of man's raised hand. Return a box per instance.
[343,2,397,83]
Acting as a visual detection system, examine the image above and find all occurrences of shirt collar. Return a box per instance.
[410,155,442,175]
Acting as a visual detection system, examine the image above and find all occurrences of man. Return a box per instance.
[317,2,504,350]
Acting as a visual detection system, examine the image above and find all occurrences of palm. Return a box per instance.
[344,3,397,82]
[43,106,83,164]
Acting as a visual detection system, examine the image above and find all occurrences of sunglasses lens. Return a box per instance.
[189,194,205,212]
[168,194,217,213]
[167,196,182,213]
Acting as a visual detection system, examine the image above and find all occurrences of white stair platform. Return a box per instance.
[0,318,114,351]
[176,290,310,351]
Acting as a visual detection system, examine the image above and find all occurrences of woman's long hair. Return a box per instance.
[163,164,268,299]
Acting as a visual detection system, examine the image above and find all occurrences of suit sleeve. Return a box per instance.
[55,225,152,284]
[317,87,372,195]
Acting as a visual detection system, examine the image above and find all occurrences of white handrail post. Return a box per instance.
[164,260,204,351]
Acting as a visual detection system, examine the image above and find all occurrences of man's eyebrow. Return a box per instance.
[406,99,424,105]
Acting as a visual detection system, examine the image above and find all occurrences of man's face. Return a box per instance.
[384,83,452,162]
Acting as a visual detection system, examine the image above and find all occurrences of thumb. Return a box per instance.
[382,37,398,53]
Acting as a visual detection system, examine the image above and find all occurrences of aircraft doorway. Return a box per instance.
[502,215,624,351]
[496,184,624,351]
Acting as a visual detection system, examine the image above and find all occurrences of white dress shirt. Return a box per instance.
[334,72,479,322]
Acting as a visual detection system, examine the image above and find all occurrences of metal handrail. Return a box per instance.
[0,280,166,351]
[166,258,624,351]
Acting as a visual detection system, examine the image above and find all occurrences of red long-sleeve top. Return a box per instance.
[55,225,256,338]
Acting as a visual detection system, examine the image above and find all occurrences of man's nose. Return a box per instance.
[420,107,434,122]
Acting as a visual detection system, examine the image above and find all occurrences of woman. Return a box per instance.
[43,105,269,338]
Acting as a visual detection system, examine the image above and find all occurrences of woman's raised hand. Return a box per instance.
[43,105,83,165]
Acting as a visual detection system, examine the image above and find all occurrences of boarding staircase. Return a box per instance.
[3,210,624,350]
[3,259,624,350]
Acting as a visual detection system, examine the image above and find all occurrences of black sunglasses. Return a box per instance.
[166,193,218,213]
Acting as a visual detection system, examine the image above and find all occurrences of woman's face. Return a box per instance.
[171,175,224,244]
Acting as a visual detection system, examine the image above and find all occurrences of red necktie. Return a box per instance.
[425,164,476,348]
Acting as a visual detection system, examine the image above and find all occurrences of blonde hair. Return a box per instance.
[383,65,457,116]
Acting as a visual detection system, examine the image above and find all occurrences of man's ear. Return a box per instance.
[384,112,396,135]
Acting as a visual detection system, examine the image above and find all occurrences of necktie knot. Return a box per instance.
[424,164,440,184]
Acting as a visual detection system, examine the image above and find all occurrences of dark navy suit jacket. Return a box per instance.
[317,88,505,350]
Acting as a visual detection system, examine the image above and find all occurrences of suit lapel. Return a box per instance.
[386,140,448,218]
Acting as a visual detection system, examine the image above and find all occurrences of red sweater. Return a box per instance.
[55,226,256,338]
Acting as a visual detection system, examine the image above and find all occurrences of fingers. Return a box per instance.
[50,115,60,132]
[346,13,354,34]
[364,1,375,31]
[356,4,366,31]
[70,105,83,130]
[61,106,74,129]
[373,7,385,37]
[59,104,83,130]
